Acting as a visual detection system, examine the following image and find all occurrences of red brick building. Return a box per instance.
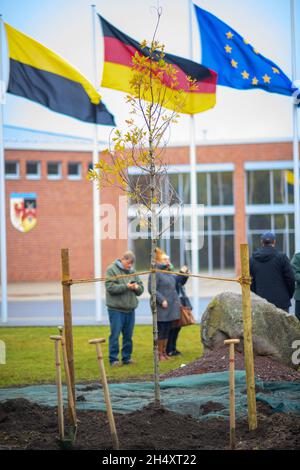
[4,125,298,281]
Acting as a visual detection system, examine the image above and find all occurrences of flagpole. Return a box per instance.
[0,15,8,323]
[291,0,300,253]
[91,5,102,322]
[188,0,199,318]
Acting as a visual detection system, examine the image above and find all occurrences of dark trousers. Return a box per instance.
[107,309,135,364]
[296,301,300,321]
[166,326,181,353]
[157,321,173,340]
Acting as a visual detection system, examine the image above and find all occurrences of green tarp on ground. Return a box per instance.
[0,371,299,420]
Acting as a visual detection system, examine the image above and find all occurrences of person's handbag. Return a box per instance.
[178,285,195,327]
[179,305,196,327]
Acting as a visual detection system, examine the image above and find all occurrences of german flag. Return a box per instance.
[98,15,217,115]
[4,23,115,126]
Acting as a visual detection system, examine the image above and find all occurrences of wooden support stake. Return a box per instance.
[61,249,75,411]
[240,243,257,431]
[58,326,77,429]
[50,335,64,441]
[224,338,240,450]
[89,338,119,450]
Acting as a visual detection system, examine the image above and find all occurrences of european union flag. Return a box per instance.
[194,4,296,98]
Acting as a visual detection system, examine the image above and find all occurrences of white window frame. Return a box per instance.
[244,160,294,170]
[245,160,299,207]
[5,160,20,179]
[26,161,41,180]
[128,162,235,175]
[67,162,82,180]
[47,161,62,180]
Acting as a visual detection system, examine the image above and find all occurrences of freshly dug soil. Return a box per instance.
[161,346,300,382]
[0,398,299,450]
[1,349,299,450]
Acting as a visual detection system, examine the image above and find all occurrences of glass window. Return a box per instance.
[130,214,235,274]
[248,214,271,230]
[275,233,285,252]
[164,174,180,205]
[212,234,234,271]
[26,161,40,179]
[212,234,221,270]
[247,213,295,258]
[168,173,179,194]
[289,233,295,257]
[181,174,191,204]
[197,173,207,205]
[212,216,220,231]
[130,238,152,271]
[288,214,294,230]
[225,216,234,231]
[68,162,81,179]
[249,233,262,255]
[211,172,233,205]
[128,174,152,205]
[199,234,209,271]
[199,215,235,272]
[130,171,233,207]
[47,162,61,179]
[247,170,270,204]
[202,215,208,232]
[129,173,189,207]
[167,173,190,205]
[273,170,286,204]
[129,238,184,272]
[211,173,220,205]
[170,239,181,269]
[224,235,235,267]
[286,170,294,204]
[5,161,19,179]
[274,214,285,230]
[247,169,297,205]
[222,172,234,205]
[197,172,233,206]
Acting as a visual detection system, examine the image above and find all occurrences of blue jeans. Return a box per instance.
[108,309,135,364]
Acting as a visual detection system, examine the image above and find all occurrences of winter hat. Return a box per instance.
[261,231,276,244]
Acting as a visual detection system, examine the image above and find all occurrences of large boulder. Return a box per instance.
[201,291,300,369]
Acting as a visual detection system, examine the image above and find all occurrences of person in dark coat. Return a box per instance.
[291,252,300,321]
[148,248,188,361]
[250,231,295,312]
[166,274,191,357]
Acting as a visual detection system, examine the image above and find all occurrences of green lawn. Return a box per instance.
[0,325,202,388]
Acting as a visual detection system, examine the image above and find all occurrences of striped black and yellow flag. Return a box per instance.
[99,15,217,115]
[4,23,115,126]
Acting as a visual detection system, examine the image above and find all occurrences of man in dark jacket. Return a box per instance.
[250,232,295,312]
[105,251,144,366]
[291,252,300,320]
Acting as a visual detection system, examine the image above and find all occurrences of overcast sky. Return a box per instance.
[1,0,300,144]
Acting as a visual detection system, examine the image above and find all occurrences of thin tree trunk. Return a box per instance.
[149,138,160,406]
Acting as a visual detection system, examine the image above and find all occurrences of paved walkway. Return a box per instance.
[3,274,242,301]
[0,275,243,326]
